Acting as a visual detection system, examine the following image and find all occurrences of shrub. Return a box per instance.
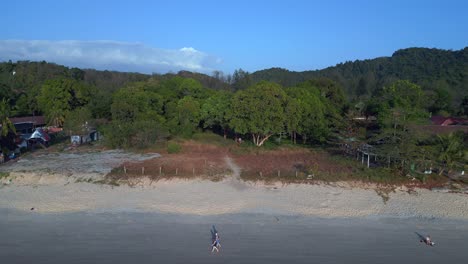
[167,142,181,153]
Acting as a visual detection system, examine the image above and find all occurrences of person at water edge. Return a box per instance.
[425,236,432,245]
[211,239,219,253]
[215,232,221,248]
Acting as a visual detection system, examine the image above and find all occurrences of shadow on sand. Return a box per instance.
[415,232,426,241]
[210,225,218,241]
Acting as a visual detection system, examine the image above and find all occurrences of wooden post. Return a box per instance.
[193,168,195,176]
[295,171,298,178]
[159,166,162,176]
[260,172,263,178]
[367,154,370,168]
[278,170,280,177]
[124,166,127,174]
[176,168,178,175]
[142,167,145,175]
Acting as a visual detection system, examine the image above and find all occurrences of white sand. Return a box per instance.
[1,172,467,219]
[1,150,467,219]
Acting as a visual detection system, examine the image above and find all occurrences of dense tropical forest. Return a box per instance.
[0,47,467,177]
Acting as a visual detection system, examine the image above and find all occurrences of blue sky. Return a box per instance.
[1,0,467,74]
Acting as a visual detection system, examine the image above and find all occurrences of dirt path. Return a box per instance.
[225,156,241,179]
[224,156,249,191]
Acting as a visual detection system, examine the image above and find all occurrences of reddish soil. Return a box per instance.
[107,140,452,189]
[109,141,354,182]
[110,141,230,181]
[232,148,352,179]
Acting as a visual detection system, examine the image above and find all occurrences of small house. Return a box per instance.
[71,129,100,146]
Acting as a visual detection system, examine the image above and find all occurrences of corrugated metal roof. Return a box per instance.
[9,116,46,125]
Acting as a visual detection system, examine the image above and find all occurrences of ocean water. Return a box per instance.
[1,210,467,264]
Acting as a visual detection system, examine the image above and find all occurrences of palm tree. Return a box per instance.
[437,132,464,175]
[0,99,15,137]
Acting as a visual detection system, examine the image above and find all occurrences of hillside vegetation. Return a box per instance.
[250,47,468,107]
[0,47,467,182]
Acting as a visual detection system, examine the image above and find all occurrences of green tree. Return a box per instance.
[0,99,15,136]
[200,91,232,138]
[63,107,93,136]
[174,96,201,137]
[101,120,133,148]
[104,81,169,149]
[111,85,164,123]
[369,81,432,172]
[428,86,452,115]
[37,78,94,126]
[285,86,328,144]
[11,93,31,116]
[88,90,112,119]
[283,95,301,144]
[459,95,468,117]
[130,120,169,148]
[229,81,287,146]
[298,79,346,133]
[437,131,465,174]
[231,69,251,91]
[355,77,368,98]
[70,67,85,81]
[379,80,428,132]
[176,78,209,99]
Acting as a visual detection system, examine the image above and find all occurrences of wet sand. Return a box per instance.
[1,150,467,263]
[1,209,467,264]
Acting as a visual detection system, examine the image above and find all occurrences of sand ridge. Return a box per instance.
[1,172,467,219]
[1,149,467,219]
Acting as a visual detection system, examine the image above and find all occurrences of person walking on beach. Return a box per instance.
[425,236,434,246]
[420,235,435,246]
[210,226,221,253]
[215,232,221,248]
[211,240,219,252]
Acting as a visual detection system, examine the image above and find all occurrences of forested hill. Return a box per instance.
[2,47,467,107]
[0,61,150,95]
[0,61,230,97]
[250,47,468,101]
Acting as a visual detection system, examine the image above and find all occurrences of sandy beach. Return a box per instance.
[0,171,467,219]
[0,149,467,219]
[1,149,468,263]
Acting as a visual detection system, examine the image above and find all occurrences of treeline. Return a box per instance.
[249,47,468,115]
[97,77,346,148]
[0,48,467,176]
[0,60,150,117]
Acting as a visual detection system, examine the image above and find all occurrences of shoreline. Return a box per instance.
[1,172,467,220]
[3,209,468,264]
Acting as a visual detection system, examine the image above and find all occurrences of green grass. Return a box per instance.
[0,172,10,180]
[167,141,182,154]
[93,178,120,187]
[191,132,236,147]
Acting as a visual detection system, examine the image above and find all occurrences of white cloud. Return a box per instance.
[0,40,221,74]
